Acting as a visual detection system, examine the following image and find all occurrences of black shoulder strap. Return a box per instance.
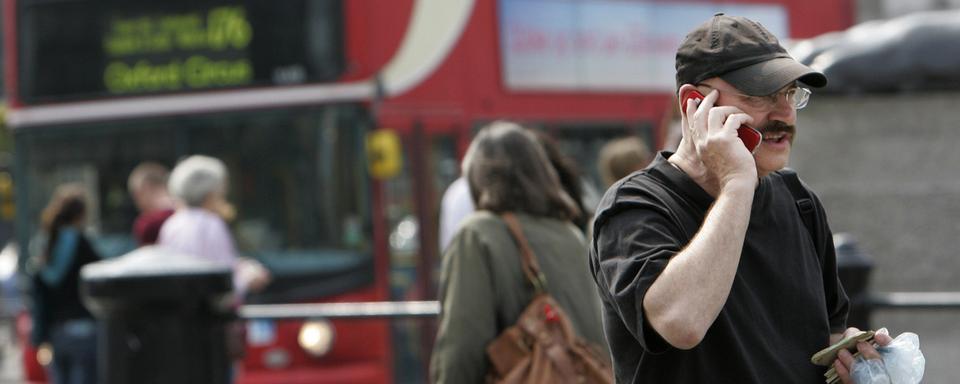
[779,168,818,246]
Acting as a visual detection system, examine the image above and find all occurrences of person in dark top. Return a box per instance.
[588,14,892,384]
[30,183,101,384]
[128,162,176,245]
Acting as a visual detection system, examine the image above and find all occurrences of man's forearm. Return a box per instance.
[643,183,754,349]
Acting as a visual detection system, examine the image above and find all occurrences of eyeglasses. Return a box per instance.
[698,84,812,110]
[743,86,811,110]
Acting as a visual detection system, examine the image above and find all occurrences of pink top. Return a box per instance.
[157,208,245,295]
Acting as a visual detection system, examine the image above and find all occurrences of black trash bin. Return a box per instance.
[80,246,235,384]
[834,233,875,330]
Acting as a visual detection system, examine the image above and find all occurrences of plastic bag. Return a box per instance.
[850,332,925,384]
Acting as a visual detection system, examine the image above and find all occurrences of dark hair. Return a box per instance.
[531,130,589,229]
[39,183,88,266]
[463,121,580,221]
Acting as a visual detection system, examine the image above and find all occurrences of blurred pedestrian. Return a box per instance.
[128,162,176,245]
[597,136,653,188]
[438,177,473,252]
[430,121,607,383]
[30,183,100,384]
[438,129,591,252]
[589,14,891,384]
[158,155,271,376]
[157,155,270,298]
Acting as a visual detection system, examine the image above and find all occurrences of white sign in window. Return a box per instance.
[498,0,789,92]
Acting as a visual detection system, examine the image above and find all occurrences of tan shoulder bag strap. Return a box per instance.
[501,212,547,293]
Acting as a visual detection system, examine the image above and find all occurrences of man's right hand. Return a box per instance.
[643,87,759,349]
[680,88,758,194]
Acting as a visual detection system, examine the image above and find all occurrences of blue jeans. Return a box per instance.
[48,319,99,384]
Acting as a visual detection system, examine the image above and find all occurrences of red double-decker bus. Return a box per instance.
[5,0,851,382]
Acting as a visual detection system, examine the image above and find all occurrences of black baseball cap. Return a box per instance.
[675,13,827,96]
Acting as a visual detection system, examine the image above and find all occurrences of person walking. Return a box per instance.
[597,136,652,188]
[128,162,176,245]
[158,155,270,298]
[438,129,592,251]
[431,121,607,383]
[589,14,891,384]
[30,184,101,384]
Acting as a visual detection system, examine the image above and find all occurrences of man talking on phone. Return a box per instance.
[589,13,891,383]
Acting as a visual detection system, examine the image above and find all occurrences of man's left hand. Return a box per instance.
[833,327,894,384]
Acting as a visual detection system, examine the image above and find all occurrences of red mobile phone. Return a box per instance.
[683,90,762,153]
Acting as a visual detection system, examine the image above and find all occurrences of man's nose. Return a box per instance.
[765,96,796,123]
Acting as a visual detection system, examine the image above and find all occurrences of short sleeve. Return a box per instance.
[592,206,684,353]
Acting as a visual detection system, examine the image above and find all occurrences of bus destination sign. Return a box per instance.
[103,6,254,94]
[17,0,344,104]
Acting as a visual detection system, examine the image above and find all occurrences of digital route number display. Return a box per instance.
[18,0,344,104]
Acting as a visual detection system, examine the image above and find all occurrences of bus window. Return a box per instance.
[15,104,373,303]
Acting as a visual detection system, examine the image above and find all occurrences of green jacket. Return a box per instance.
[430,211,608,384]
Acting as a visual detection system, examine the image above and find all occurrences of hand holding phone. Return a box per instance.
[682,90,762,153]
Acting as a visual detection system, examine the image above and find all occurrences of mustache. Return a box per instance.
[760,120,795,136]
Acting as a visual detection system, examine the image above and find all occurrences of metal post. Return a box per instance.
[239,301,440,320]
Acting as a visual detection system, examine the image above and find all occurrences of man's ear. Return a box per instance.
[677,84,702,117]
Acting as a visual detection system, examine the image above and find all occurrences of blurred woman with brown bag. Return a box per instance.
[430,121,610,384]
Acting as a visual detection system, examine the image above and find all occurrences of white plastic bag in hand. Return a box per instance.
[850,332,924,384]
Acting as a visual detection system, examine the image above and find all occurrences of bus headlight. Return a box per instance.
[298,319,335,357]
[36,343,53,366]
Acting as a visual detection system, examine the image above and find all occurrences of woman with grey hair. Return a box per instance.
[430,121,608,383]
[157,155,269,297]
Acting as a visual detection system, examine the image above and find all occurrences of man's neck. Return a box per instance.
[667,150,771,197]
[146,194,176,213]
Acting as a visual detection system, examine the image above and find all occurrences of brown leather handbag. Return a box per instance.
[485,213,614,384]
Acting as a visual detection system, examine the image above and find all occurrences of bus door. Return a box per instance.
[380,120,461,383]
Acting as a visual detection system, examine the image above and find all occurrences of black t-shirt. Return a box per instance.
[589,152,849,384]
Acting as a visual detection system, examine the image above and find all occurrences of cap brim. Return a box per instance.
[720,57,827,96]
